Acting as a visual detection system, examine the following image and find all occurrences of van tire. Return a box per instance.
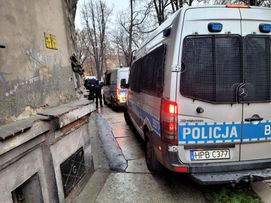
[111,98,116,110]
[124,108,131,126]
[103,95,108,105]
[145,132,162,172]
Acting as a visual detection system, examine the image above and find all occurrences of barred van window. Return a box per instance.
[180,35,242,103]
[130,58,142,92]
[141,44,167,96]
[244,35,271,102]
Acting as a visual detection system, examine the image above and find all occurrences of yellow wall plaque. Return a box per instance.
[44,32,57,50]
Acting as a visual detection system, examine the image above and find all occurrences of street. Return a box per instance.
[73,105,263,203]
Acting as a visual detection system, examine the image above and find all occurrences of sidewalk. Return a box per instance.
[72,113,111,203]
[73,109,271,203]
[252,181,271,203]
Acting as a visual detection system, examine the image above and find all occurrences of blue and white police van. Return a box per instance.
[124,5,271,184]
[103,67,129,108]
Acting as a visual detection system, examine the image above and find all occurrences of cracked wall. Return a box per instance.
[0,0,79,125]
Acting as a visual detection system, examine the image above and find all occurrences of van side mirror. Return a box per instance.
[120,79,128,88]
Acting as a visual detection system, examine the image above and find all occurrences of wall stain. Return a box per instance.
[0,71,12,97]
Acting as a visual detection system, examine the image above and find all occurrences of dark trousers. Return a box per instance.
[95,94,103,107]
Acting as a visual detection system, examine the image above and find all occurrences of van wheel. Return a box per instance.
[103,95,108,105]
[111,98,115,110]
[124,108,131,125]
[145,132,162,172]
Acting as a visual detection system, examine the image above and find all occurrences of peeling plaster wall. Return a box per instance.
[0,0,78,125]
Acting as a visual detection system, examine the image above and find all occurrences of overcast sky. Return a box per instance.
[75,0,130,30]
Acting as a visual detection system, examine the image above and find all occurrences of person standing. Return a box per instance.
[94,80,103,108]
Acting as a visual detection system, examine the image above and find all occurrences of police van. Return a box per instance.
[124,5,271,184]
[103,67,129,108]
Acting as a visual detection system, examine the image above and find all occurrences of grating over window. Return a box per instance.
[180,35,242,103]
[60,147,86,196]
[141,44,167,96]
[244,35,271,102]
[130,44,167,95]
[130,58,142,92]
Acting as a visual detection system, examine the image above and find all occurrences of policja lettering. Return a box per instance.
[182,126,238,140]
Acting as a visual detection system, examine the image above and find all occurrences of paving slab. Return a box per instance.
[126,158,150,173]
[73,170,110,203]
[251,181,271,203]
[112,125,134,138]
[96,173,205,203]
[116,137,145,160]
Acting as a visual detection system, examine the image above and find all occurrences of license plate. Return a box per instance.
[190,149,230,161]
[119,96,126,103]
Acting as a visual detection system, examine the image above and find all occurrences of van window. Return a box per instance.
[180,35,242,103]
[141,44,167,96]
[130,59,142,92]
[244,35,271,102]
[130,44,167,95]
[105,72,111,85]
[181,35,271,103]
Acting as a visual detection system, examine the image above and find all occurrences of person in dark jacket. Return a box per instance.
[94,80,103,108]
[84,78,96,100]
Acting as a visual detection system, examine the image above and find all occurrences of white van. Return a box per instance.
[103,67,129,108]
[124,5,271,184]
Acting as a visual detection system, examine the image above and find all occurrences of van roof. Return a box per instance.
[136,5,271,54]
[107,67,130,72]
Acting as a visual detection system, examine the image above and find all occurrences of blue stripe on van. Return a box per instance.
[127,101,160,135]
[127,101,271,144]
[179,121,271,144]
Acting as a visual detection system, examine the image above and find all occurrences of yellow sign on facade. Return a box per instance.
[50,35,57,49]
[44,32,57,50]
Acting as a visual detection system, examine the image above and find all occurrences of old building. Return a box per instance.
[0,0,95,202]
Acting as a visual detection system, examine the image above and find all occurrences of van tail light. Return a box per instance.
[116,88,120,97]
[160,98,178,145]
[226,4,250,8]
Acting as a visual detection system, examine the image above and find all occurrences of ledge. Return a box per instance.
[0,99,95,143]
[0,115,49,142]
[38,99,95,129]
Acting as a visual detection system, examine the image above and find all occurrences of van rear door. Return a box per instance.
[239,8,271,161]
[177,7,243,164]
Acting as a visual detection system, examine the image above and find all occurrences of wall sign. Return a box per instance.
[44,32,57,50]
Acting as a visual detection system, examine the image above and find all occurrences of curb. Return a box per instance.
[95,113,128,172]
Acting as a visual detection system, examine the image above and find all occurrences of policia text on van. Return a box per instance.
[124,5,271,184]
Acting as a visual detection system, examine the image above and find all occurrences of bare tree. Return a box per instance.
[151,0,196,25]
[153,0,170,25]
[116,0,154,66]
[211,0,271,6]
[75,29,88,66]
[235,0,271,6]
[81,0,111,80]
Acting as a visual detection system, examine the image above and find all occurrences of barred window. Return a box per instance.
[141,44,167,96]
[130,44,167,96]
[244,35,271,102]
[180,35,242,103]
[130,58,142,92]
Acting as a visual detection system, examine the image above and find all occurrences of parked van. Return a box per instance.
[124,5,271,184]
[103,67,129,108]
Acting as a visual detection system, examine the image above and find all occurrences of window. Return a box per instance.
[141,44,167,96]
[129,59,142,92]
[130,44,167,96]
[180,35,242,103]
[181,35,271,103]
[105,72,111,85]
[244,35,271,102]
